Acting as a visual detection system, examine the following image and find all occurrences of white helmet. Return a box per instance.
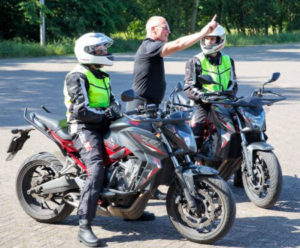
[74,32,114,66]
[200,25,226,55]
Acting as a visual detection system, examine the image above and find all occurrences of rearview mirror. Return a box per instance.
[263,72,281,89]
[197,75,217,85]
[174,82,184,93]
[121,89,145,102]
[269,72,280,83]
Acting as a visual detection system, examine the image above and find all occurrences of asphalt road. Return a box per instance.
[0,43,300,248]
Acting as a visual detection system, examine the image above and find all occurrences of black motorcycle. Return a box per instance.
[7,90,236,244]
[171,72,285,209]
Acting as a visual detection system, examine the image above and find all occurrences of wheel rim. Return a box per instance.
[21,161,66,216]
[174,180,223,234]
[245,154,270,199]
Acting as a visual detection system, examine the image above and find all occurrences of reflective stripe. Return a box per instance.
[196,53,232,92]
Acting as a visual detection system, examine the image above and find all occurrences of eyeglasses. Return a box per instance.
[155,25,170,31]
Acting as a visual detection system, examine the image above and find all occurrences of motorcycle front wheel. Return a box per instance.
[242,150,282,209]
[166,175,236,244]
[16,152,74,223]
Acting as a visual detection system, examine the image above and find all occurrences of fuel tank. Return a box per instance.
[104,116,168,160]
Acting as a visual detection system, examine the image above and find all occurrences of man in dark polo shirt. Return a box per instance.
[127,15,218,110]
[126,15,219,200]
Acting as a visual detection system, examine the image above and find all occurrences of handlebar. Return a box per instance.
[252,90,286,105]
[124,109,140,115]
[123,103,158,116]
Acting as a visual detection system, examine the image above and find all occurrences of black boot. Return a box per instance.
[78,219,101,247]
[151,189,167,200]
[233,169,244,188]
[124,211,155,221]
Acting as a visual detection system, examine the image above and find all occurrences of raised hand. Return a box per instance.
[200,14,218,37]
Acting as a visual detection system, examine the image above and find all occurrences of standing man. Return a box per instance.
[127,15,218,200]
[64,32,120,247]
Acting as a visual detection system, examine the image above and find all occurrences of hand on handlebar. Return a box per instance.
[105,105,121,121]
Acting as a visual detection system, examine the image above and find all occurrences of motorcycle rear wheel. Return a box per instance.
[242,151,282,209]
[166,175,236,244]
[16,152,74,223]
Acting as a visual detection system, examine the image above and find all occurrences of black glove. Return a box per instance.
[105,104,120,121]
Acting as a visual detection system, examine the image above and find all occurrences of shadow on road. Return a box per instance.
[59,209,300,248]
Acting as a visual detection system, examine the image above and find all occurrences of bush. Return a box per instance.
[0,39,74,58]
[1,31,300,59]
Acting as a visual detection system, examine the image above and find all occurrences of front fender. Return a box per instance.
[245,142,274,169]
[247,142,274,153]
[183,165,218,176]
[182,165,218,197]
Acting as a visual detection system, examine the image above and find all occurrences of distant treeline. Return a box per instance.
[1,0,300,42]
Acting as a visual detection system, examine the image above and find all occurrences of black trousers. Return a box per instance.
[191,103,211,150]
[72,126,105,222]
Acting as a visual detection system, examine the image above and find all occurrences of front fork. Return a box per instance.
[239,128,272,180]
[158,130,215,212]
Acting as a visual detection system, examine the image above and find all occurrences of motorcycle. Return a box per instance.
[6,90,236,244]
[171,72,285,209]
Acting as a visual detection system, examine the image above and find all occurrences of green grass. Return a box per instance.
[1,31,300,59]
[0,39,74,58]
[226,31,300,47]
[0,38,141,59]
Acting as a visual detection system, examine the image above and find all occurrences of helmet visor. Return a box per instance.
[84,41,113,56]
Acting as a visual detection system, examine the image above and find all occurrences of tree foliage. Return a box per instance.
[1,0,300,42]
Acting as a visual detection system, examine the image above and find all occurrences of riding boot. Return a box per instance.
[151,189,167,200]
[192,123,205,152]
[78,219,101,247]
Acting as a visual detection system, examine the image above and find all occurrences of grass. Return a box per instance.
[226,31,300,47]
[1,31,300,59]
[0,39,74,58]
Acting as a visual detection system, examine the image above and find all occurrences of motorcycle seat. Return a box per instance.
[34,113,72,140]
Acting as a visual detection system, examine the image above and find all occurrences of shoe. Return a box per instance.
[124,211,155,221]
[233,169,244,188]
[151,189,167,200]
[78,219,101,247]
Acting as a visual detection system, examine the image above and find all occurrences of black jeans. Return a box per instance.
[191,103,211,150]
[72,126,105,221]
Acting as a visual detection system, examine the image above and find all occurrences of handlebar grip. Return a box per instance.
[125,109,139,115]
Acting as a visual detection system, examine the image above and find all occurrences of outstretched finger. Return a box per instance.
[211,14,217,22]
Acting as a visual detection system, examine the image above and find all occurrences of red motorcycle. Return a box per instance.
[171,73,285,209]
[7,90,235,244]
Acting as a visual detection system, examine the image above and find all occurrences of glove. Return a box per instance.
[105,104,121,121]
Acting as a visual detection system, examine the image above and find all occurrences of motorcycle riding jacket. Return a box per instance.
[184,52,237,150]
[64,64,116,127]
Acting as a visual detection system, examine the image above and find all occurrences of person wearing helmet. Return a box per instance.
[64,32,120,247]
[184,25,237,151]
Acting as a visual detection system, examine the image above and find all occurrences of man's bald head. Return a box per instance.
[146,16,167,35]
[145,16,170,42]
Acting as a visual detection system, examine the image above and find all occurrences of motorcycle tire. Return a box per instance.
[242,151,282,209]
[16,152,74,223]
[166,175,236,244]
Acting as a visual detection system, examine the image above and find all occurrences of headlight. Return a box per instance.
[177,129,197,153]
[244,111,265,130]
